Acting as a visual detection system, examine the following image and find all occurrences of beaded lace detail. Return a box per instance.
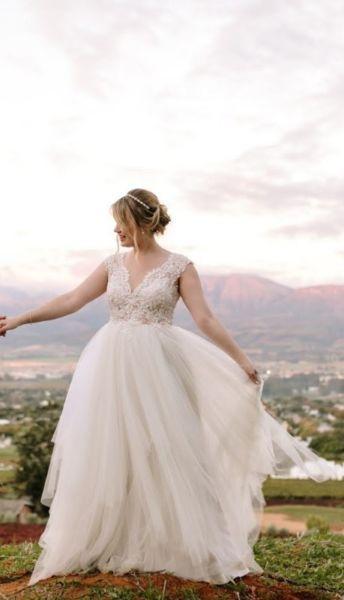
[104,251,193,325]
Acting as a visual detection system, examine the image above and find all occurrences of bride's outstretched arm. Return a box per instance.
[0,260,108,336]
[179,263,261,384]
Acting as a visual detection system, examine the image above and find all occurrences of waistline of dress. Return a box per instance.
[108,317,172,327]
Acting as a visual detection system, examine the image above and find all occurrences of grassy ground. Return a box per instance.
[1,474,343,596]
[0,532,343,599]
[254,532,343,593]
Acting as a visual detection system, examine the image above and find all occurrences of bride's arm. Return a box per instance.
[179,264,261,384]
[0,260,108,335]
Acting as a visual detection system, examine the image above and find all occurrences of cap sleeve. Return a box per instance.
[103,254,117,276]
[177,254,194,277]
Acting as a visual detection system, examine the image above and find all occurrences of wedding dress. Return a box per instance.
[28,251,335,587]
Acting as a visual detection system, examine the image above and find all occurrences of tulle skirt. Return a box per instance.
[28,320,336,586]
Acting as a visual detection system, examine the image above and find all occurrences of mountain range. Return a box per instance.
[1,273,343,362]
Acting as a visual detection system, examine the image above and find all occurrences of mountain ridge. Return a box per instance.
[1,273,344,361]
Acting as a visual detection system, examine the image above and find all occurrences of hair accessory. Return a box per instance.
[126,193,152,211]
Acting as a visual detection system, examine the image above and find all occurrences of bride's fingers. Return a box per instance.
[249,371,260,383]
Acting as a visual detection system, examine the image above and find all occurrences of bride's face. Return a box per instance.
[114,217,151,247]
[114,221,133,246]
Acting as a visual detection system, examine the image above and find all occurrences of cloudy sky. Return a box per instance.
[1,0,343,292]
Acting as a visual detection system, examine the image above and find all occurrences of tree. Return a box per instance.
[12,403,60,515]
[309,429,344,462]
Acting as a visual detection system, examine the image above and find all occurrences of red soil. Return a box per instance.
[0,523,339,599]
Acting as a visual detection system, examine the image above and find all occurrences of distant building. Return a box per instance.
[0,435,12,449]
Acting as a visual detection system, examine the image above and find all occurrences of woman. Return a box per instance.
[0,188,335,587]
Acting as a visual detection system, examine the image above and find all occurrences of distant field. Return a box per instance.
[0,378,69,390]
[263,477,344,500]
[0,470,15,486]
[0,446,18,461]
[0,446,18,487]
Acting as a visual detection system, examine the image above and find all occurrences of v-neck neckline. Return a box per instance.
[119,251,174,295]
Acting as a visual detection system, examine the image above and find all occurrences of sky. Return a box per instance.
[1,0,343,292]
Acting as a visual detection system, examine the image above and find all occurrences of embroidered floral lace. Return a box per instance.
[103,252,193,325]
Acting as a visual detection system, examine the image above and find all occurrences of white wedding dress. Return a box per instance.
[28,251,335,587]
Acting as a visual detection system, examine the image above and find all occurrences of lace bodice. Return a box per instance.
[104,251,193,325]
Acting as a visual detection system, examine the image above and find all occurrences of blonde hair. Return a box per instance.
[110,188,171,253]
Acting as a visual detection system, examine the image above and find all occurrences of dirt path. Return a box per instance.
[261,511,344,535]
[261,512,307,534]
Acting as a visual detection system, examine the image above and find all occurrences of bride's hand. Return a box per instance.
[239,359,262,385]
[0,315,20,337]
[238,360,275,414]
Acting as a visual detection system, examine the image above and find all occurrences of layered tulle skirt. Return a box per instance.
[28,320,336,586]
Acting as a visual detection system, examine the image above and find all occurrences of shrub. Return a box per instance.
[263,525,292,538]
[306,515,330,534]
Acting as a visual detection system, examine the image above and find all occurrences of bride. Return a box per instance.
[0,188,335,587]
